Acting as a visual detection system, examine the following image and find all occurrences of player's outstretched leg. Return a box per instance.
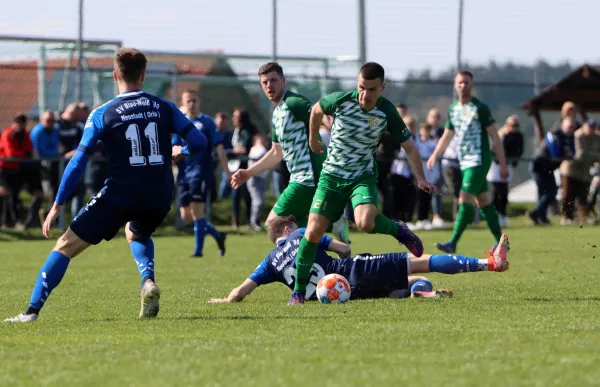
[126,224,160,319]
[4,229,89,323]
[290,213,330,305]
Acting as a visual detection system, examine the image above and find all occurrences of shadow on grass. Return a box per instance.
[525,297,600,302]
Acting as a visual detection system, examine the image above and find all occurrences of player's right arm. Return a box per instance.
[318,233,351,258]
[44,107,105,237]
[231,143,283,188]
[427,129,455,171]
[208,279,259,303]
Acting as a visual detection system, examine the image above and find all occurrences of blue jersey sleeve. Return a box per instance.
[319,234,333,250]
[248,257,275,286]
[55,107,105,205]
[172,134,184,146]
[166,102,207,156]
[167,101,195,137]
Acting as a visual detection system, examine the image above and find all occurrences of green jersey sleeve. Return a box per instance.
[319,91,355,115]
[285,95,312,127]
[271,124,279,144]
[381,100,411,145]
[478,103,495,129]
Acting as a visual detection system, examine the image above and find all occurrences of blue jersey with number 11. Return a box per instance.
[80,91,196,203]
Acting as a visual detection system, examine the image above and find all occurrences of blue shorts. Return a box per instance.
[327,253,409,299]
[178,175,211,207]
[70,186,171,245]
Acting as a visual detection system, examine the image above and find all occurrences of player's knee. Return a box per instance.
[304,228,323,243]
[355,213,375,232]
[180,207,192,223]
[191,202,205,220]
[54,229,88,259]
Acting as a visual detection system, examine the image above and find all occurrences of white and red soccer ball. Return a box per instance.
[316,274,351,304]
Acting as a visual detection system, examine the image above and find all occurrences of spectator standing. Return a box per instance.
[414,123,440,230]
[487,115,524,227]
[427,108,446,228]
[229,108,255,230]
[559,120,600,225]
[529,116,576,225]
[215,112,234,199]
[247,135,269,231]
[0,115,44,228]
[30,111,61,222]
[390,115,417,224]
[57,103,85,218]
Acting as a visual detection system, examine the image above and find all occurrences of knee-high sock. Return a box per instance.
[429,254,488,273]
[205,221,220,240]
[449,204,475,245]
[480,204,502,244]
[369,213,399,237]
[28,251,71,312]
[130,238,155,285]
[294,237,318,292]
[193,219,207,256]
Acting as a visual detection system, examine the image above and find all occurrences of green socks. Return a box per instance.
[450,203,474,245]
[480,204,502,243]
[369,213,399,237]
[294,237,318,291]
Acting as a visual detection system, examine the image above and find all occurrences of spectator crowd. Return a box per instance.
[1,99,599,232]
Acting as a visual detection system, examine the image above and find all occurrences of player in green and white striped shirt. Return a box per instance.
[289,62,438,304]
[231,63,349,242]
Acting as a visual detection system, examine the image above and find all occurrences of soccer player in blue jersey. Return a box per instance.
[4,48,208,323]
[173,90,230,258]
[208,216,510,303]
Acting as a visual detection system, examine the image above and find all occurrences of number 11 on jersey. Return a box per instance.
[125,123,164,167]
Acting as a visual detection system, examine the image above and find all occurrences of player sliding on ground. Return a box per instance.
[4,48,207,323]
[208,216,510,303]
[174,89,229,258]
[289,62,437,305]
[230,62,349,242]
[427,71,508,253]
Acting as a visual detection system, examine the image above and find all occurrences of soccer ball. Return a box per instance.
[316,274,351,304]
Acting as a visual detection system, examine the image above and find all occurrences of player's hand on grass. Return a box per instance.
[417,178,438,194]
[43,203,61,238]
[500,163,510,180]
[207,298,231,303]
[309,137,324,154]
[426,155,437,171]
[171,145,185,163]
[231,169,250,189]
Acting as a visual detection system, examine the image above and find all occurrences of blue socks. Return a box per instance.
[429,254,488,274]
[410,279,433,294]
[193,219,207,256]
[28,251,71,312]
[193,218,221,256]
[130,238,155,286]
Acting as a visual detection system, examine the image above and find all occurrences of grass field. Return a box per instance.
[1,223,600,386]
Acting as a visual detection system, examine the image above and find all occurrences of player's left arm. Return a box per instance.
[319,234,351,258]
[482,105,508,176]
[208,279,258,303]
[387,104,437,193]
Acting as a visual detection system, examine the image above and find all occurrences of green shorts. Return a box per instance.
[310,173,378,221]
[272,182,316,226]
[461,163,491,196]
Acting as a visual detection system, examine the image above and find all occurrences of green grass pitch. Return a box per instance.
[1,225,600,386]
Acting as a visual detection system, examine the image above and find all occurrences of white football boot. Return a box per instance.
[3,313,38,323]
[139,280,161,319]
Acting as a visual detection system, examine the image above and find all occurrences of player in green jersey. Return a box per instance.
[231,62,349,242]
[427,70,509,253]
[288,62,437,304]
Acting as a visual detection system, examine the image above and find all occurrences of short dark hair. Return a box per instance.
[456,70,474,79]
[420,123,432,131]
[395,103,407,109]
[359,62,385,81]
[267,215,297,243]
[258,62,284,77]
[13,114,27,125]
[215,112,229,120]
[114,48,147,84]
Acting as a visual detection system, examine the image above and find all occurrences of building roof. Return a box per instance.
[521,64,600,112]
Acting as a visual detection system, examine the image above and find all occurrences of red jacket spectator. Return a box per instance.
[0,116,33,170]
